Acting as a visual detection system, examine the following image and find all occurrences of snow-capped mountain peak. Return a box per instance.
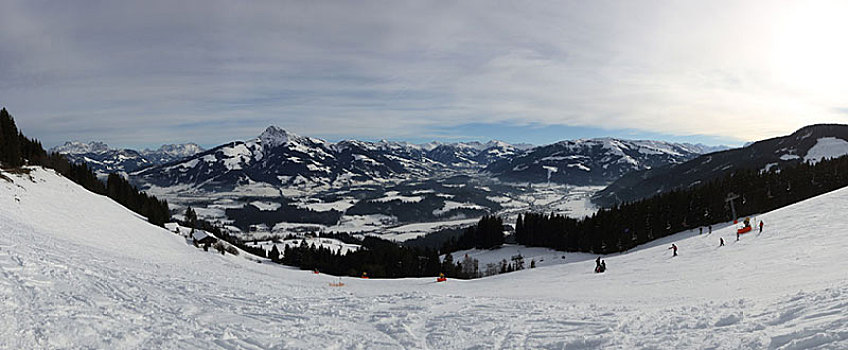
[51,141,205,176]
[418,141,443,152]
[376,140,421,151]
[50,141,110,155]
[143,143,205,158]
[259,126,307,149]
[483,140,514,150]
[678,143,730,155]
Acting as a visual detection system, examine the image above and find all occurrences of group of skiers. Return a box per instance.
[701,218,766,248]
[706,219,767,250]
[593,219,767,272]
[734,219,765,241]
[594,257,606,273]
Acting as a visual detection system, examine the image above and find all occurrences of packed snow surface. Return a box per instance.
[1,167,847,349]
[448,244,590,270]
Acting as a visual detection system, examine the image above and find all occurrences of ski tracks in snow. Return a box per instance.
[2,225,847,350]
[2,166,848,349]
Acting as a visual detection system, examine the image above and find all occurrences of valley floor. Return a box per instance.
[1,168,846,349]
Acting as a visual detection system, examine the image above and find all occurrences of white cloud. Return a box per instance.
[1,0,847,147]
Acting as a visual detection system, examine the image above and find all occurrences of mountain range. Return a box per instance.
[50,141,205,176]
[50,127,731,230]
[593,124,848,206]
[483,138,712,186]
[46,124,848,236]
[119,126,718,192]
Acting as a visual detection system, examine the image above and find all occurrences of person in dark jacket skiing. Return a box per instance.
[759,220,764,233]
[669,244,678,256]
[595,257,601,273]
[600,260,606,272]
[719,237,725,247]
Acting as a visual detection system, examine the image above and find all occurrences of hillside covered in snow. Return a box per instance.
[484,138,708,185]
[1,166,846,349]
[595,124,848,207]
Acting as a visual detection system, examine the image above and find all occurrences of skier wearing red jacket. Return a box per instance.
[669,244,678,257]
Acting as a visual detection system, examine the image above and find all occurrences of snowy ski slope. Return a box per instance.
[1,167,846,349]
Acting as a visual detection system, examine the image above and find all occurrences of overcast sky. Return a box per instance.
[2,0,848,149]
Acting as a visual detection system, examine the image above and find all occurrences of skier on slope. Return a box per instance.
[600,260,606,272]
[719,237,725,247]
[759,220,764,233]
[669,244,678,257]
[595,257,602,273]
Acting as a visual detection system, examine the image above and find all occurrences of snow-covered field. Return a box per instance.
[381,218,480,242]
[1,167,847,349]
[509,184,601,219]
[248,237,361,259]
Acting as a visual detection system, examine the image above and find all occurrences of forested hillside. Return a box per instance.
[517,154,848,254]
[0,108,170,226]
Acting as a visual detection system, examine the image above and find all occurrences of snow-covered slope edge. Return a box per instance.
[1,167,846,349]
[0,167,187,260]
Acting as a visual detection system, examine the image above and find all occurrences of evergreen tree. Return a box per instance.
[0,108,23,167]
[511,253,524,270]
[513,154,848,254]
[453,215,505,250]
[269,245,281,262]
[0,107,170,226]
[185,207,198,232]
[442,253,454,277]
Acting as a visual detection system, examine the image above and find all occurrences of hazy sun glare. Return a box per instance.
[771,1,848,95]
